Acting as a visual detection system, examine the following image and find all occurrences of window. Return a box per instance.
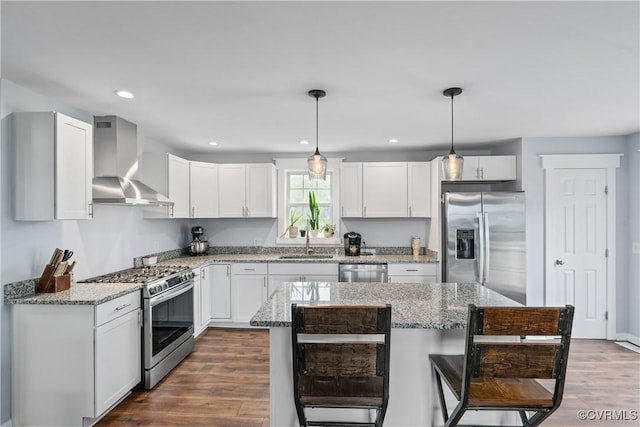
[287,171,333,231]
[275,158,342,245]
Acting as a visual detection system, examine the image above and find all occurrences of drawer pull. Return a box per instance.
[244,268,256,271]
[406,269,419,272]
[115,303,132,311]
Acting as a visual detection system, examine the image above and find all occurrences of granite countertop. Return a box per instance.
[250,281,520,329]
[156,253,439,269]
[6,282,142,305]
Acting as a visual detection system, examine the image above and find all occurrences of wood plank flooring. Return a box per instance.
[97,329,639,427]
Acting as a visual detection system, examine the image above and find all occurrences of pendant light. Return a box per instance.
[307,89,327,180]
[441,87,464,180]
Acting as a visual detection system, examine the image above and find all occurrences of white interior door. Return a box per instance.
[546,168,608,338]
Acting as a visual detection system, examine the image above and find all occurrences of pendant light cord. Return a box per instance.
[315,95,319,153]
[450,94,454,151]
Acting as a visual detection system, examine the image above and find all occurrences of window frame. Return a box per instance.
[275,158,342,246]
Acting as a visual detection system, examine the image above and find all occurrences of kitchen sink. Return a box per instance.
[278,254,334,259]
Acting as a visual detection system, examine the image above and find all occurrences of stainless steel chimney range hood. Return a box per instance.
[92,116,174,207]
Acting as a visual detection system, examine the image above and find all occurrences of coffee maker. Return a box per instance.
[343,232,362,256]
[189,226,209,256]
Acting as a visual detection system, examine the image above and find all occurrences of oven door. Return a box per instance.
[144,281,194,370]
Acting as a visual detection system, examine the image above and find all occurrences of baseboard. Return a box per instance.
[615,332,640,347]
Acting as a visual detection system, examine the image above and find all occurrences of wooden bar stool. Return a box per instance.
[291,304,392,427]
[429,304,574,427]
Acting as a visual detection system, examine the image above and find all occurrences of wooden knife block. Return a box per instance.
[36,265,71,293]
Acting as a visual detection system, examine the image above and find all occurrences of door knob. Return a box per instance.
[554,259,565,266]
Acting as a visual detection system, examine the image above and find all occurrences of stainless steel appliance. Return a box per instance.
[82,265,195,389]
[343,232,362,256]
[442,191,526,304]
[189,225,209,255]
[339,263,388,282]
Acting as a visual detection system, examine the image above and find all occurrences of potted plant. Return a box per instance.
[308,191,320,237]
[281,209,302,238]
[322,224,335,238]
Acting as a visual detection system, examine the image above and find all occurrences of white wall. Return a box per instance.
[520,136,632,337]
[626,132,640,339]
[0,79,190,424]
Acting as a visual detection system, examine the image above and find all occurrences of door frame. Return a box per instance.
[540,154,621,340]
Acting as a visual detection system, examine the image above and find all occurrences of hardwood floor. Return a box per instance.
[97,328,270,427]
[98,329,639,427]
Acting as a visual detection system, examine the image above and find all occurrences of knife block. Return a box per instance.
[36,265,71,293]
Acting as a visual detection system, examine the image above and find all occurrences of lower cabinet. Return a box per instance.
[12,291,141,427]
[231,263,268,323]
[210,264,231,321]
[388,263,438,283]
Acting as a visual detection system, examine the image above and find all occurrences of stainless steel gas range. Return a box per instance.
[83,265,195,389]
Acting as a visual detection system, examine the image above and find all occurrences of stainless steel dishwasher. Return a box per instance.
[339,263,388,282]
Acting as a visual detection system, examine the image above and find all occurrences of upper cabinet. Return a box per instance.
[168,154,190,218]
[341,162,431,218]
[408,162,431,217]
[362,163,408,217]
[459,155,516,181]
[219,164,276,218]
[14,112,93,221]
[340,163,363,217]
[190,161,218,218]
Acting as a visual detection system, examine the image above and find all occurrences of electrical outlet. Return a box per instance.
[253,238,262,247]
[633,242,640,255]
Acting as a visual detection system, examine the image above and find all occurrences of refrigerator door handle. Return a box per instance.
[483,212,490,284]
[477,212,485,284]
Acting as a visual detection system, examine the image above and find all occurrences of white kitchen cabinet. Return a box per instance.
[268,263,339,295]
[211,264,232,321]
[408,162,431,217]
[231,263,269,323]
[190,161,218,218]
[194,263,223,335]
[459,155,516,181]
[218,163,276,217]
[340,162,363,217]
[362,162,408,217]
[388,263,438,284]
[12,291,141,426]
[168,154,190,218]
[193,266,203,336]
[14,112,93,220]
[341,162,431,218]
[143,153,190,218]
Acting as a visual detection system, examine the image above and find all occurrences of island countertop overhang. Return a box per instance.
[250,281,521,329]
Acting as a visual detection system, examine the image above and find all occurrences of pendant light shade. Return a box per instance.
[307,89,327,180]
[441,87,464,181]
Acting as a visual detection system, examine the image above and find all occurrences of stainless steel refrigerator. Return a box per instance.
[442,192,526,304]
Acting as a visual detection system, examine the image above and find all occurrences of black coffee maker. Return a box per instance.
[343,232,362,256]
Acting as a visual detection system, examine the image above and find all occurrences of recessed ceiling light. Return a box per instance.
[388,138,399,144]
[208,141,219,146]
[115,90,134,99]
[299,140,309,145]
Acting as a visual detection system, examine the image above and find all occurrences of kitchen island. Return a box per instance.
[250,281,520,427]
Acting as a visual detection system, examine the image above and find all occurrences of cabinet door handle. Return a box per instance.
[244,268,256,271]
[202,268,205,280]
[406,269,419,272]
[115,303,131,311]
[88,203,94,219]
[226,265,230,276]
[342,206,344,216]
[364,206,367,217]
[480,167,484,179]
[409,206,412,217]
[245,206,249,216]
[192,207,195,217]
[169,205,174,217]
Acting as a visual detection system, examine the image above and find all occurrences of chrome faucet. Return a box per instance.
[305,231,313,255]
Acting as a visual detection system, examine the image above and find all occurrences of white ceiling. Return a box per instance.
[2,1,639,156]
